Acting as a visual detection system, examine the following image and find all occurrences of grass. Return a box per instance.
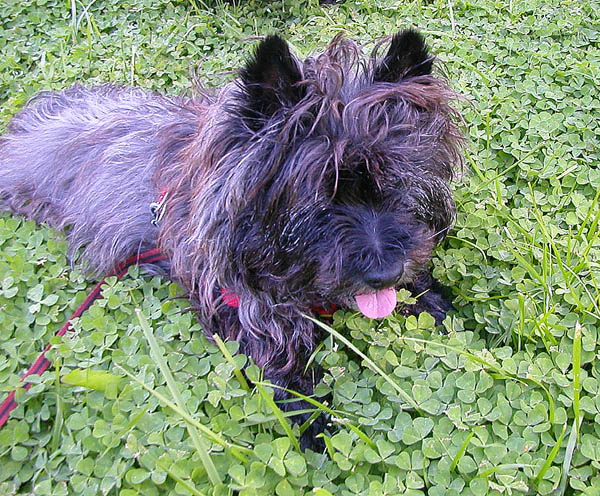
[1,0,600,495]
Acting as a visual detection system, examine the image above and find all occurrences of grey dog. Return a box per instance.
[0,30,463,449]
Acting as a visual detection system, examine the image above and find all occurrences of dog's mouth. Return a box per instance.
[354,288,397,319]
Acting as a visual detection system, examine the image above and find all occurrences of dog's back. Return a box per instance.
[0,84,203,274]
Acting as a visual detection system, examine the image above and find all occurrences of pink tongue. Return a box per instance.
[355,288,397,319]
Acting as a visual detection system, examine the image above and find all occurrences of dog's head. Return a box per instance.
[186,30,464,318]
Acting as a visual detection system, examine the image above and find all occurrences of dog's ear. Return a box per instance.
[240,36,304,125]
[373,29,434,82]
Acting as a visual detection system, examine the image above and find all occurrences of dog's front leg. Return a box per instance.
[263,359,327,453]
[213,302,326,451]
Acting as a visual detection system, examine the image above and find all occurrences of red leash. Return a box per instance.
[0,247,167,428]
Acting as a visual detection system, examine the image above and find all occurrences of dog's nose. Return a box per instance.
[365,266,403,290]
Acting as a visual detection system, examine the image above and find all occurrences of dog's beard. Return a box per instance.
[298,206,437,319]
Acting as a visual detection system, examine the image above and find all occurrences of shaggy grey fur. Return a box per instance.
[0,30,464,450]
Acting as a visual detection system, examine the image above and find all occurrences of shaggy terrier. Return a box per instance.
[0,30,463,449]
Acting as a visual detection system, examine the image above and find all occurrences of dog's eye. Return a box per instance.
[330,165,382,203]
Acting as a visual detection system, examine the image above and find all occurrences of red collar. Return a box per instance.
[220,289,337,316]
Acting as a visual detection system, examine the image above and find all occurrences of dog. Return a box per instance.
[0,29,463,450]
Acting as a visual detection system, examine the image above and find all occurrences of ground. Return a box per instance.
[0,1,599,495]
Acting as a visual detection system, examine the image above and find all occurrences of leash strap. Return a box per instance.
[0,248,168,429]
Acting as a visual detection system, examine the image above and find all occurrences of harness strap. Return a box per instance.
[220,288,338,316]
[0,248,168,429]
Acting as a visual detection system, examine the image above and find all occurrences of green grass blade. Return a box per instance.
[313,489,335,496]
[306,315,421,412]
[474,463,535,479]
[321,433,335,459]
[395,335,556,424]
[242,407,319,425]
[576,186,600,239]
[299,407,324,436]
[572,322,582,439]
[450,431,473,472]
[554,418,580,496]
[256,381,376,450]
[137,309,221,485]
[115,364,251,460]
[212,333,251,392]
[506,244,544,285]
[470,142,544,194]
[152,456,207,496]
[99,406,149,460]
[447,0,456,31]
[255,382,301,452]
[535,424,567,486]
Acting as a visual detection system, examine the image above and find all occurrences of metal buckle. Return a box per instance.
[150,191,168,226]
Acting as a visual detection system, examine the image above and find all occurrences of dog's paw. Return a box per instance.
[400,271,454,328]
[299,412,328,453]
[416,289,453,326]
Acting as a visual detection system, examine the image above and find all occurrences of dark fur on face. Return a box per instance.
[0,30,463,450]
